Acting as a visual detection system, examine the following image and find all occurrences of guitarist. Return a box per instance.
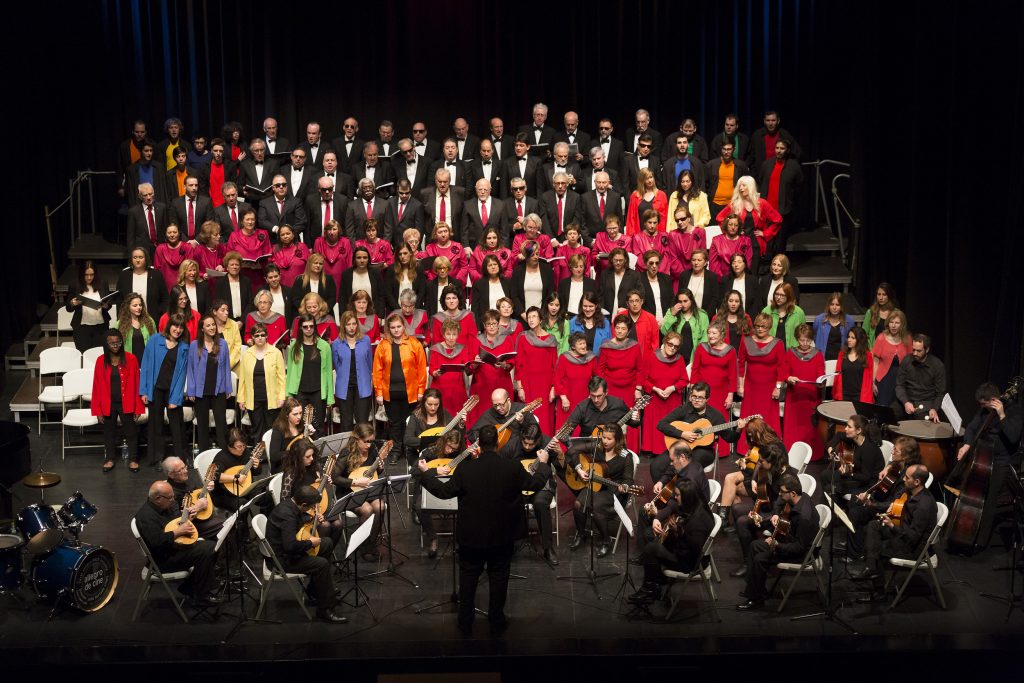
[515,424,560,565]
[163,456,224,540]
[728,442,798,578]
[332,423,385,561]
[266,485,348,623]
[568,424,635,558]
[655,381,740,475]
[213,428,270,515]
[559,377,641,456]
[280,438,344,547]
[468,388,538,458]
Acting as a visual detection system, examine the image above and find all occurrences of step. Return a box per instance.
[4,342,27,371]
[25,336,61,372]
[788,254,853,289]
[9,376,39,423]
[67,234,129,262]
[798,292,865,324]
[39,303,61,333]
[56,264,120,296]
[786,227,847,253]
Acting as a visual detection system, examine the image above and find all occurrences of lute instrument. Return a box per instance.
[166,492,199,545]
[664,413,761,450]
[296,508,321,556]
[425,440,480,474]
[417,396,479,456]
[187,461,219,521]
[519,420,574,495]
[496,398,543,449]
[350,441,395,491]
[221,443,266,497]
[314,452,338,515]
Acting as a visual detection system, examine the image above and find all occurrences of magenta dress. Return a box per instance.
[590,232,632,279]
[153,242,191,292]
[226,229,273,290]
[784,347,826,459]
[668,228,706,274]
[691,342,739,456]
[314,236,352,303]
[424,241,469,283]
[355,238,394,269]
[738,337,786,449]
[468,246,515,282]
[708,234,753,278]
[270,242,310,288]
[552,243,592,282]
[511,233,554,259]
[514,331,559,434]
[630,231,683,277]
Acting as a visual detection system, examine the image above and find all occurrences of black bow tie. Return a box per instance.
[310,143,318,148]
[534,126,544,131]
[447,161,456,166]
[407,159,416,165]
[326,173,334,178]
[482,161,491,166]
[415,141,424,146]
[345,138,354,143]
[492,137,502,143]
[601,138,610,144]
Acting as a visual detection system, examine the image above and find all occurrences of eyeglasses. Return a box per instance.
[252,333,267,339]
[675,217,690,222]
[273,182,287,188]
[637,143,652,148]
[412,129,426,133]
[690,394,707,401]
[598,126,612,131]
[320,186,334,192]
[301,323,315,329]
[107,340,122,346]
[511,186,526,192]
[779,489,791,495]
[664,342,679,349]
[343,124,356,129]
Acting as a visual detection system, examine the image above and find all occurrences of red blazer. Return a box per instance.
[91,354,146,417]
[832,352,875,403]
[616,308,660,356]
[715,199,782,255]
[625,190,668,235]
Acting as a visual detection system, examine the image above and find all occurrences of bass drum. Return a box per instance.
[31,542,118,612]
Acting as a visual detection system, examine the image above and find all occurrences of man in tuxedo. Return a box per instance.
[316,151,354,200]
[127,183,170,255]
[624,133,665,192]
[452,118,480,161]
[346,178,389,242]
[285,148,315,203]
[420,168,465,233]
[706,140,749,218]
[539,173,583,243]
[462,178,505,249]
[393,138,431,194]
[258,174,308,241]
[126,142,170,207]
[553,111,591,167]
[580,171,623,240]
[262,117,290,157]
[625,108,663,156]
[330,117,364,174]
[710,114,749,162]
[600,248,643,314]
[595,119,626,184]
[171,176,214,242]
[430,138,469,193]
[467,138,501,191]
[411,122,441,162]
[300,121,330,170]
[375,120,397,159]
[118,119,150,198]
[747,110,803,170]
[385,179,426,248]
[518,102,556,158]
[213,182,243,239]
[578,146,623,194]
[661,118,710,163]
[238,138,278,203]
[488,117,509,162]
[538,142,582,195]
[352,142,396,198]
[305,176,350,247]
[663,134,706,191]
[499,133,541,199]
[502,178,539,243]
[195,138,238,206]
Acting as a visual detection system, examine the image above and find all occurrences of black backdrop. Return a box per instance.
[6,0,1022,410]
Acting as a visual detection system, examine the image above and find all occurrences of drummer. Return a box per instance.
[163,456,225,540]
[134,481,223,606]
[894,333,945,423]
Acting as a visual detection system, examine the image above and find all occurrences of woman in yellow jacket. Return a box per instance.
[237,322,287,445]
[373,312,427,465]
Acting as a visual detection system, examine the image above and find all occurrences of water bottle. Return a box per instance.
[120,439,129,462]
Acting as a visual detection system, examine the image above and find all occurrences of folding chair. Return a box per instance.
[788,441,813,474]
[880,439,894,466]
[80,347,105,400]
[662,514,722,622]
[269,473,284,506]
[526,491,560,547]
[887,502,948,609]
[37,346,82,434]
[61,368,100,460]
[798,472,817,499]
[772,503,831,613]
[130,518,192,623]
[251,513,313,621]
[193,448,218,477]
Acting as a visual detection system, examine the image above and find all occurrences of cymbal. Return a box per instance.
[22,471,61,488]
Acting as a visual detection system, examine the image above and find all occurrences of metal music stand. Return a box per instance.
[558,440,618,598]
[221,490,278,642]
[610,494,638,602]
[327,485,379,578]
[339,513,377,621]
[362,474,418,587]
[852,401,898,427]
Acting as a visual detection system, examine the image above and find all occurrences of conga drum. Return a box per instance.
[889,420,956,479]
[815,401,856,451]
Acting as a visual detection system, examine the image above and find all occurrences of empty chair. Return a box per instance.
[61,368,100,460]
[37,346,83,433]
[788,441,813,474]
[797,472,817,499]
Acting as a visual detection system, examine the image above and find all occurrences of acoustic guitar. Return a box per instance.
[187,461,219,522]
[221,443,266,497]
[314,453,338,515]
[878,492,908,527]
[417,396,480,457]
[565,396,650,491]
[350,441,395,491]
[497,398,544,449]
[567,460,644,495]
[663,413,761,451]
[519,419,575,495]
[296,509,321,556]
[590,394,652,437]
[166,492,199,545]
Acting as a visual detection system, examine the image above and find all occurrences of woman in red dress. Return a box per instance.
[514,307,559,434]
[639,332,689,456]
[591,216,631,280]
[225,206,272,290]
[270,224,310,288]
[553,332,597,432]
[738,312,787,448]
[244,289,288,347]
[714,176,781,275]
[468,226,514,282]
[354,219,394,269]
[423,222,469,284]
[496,297,523,342]
[313,219,352,302]
[347,289,382,346]
[468,309,516,426]
[153,224,191,292]
[430,285,477,348]
[625,168,668,235]
[552,224,591,283]
[708,213,753,278]
[428,318,473,410]
[783,323,825,457]
[192,220,228,291]
[690,320,738,456]
[598,314,644,452]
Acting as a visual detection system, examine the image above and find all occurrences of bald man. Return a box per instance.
[467,388,538,458]
[461,178,506,248]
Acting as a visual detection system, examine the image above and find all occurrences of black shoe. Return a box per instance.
[856,590,887,604]
[544,547,559,566]
[629,555,643,565]
[595,544,610,558]
[191,592,225,606]
[729,565,748,578]
[720,525,737,535]
[738,589,748,598]
[317,608,348,624]
[569,534,584,551]
[736,599,765,611]
[489,617,510,635]
[628,583,661,604]
[428,540,438,559]
[851,567,879,582]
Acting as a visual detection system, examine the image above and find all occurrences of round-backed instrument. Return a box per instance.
[31,542,118,612]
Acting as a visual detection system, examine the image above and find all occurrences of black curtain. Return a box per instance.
[8,0,1022,409]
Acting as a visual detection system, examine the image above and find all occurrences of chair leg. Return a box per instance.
[776,566,807,613]
[256,582,269,619]
[704,576,722,622]
[132,580,151,621]
[284,576,313,621]
[927,562,947,609]
[890,565,920,609]
[710,554,721,583]
[158,575,190,624]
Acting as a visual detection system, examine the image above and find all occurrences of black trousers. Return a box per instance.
[525,489,555,549]
[148,386,185,464]
[384,399,417,465]
[745,538,805,601]
[72,323,108,353]
[101,409,139,463]
[573,487,618,543]
[194,393,228,452]
[280,537,336,608]
[158,539,217,596]
[847,497,879,552]
[458,542,514,627]
[640,540,698,584]
[735,506,771,561]
[247,400,276,445]
[864,519,918,585]
[294,390,326,433]
[336,393,372,432]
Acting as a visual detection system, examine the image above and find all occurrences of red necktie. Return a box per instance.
[439,195,446,223]
[187,200,195,239]
[599,193,606,219]
[398,201,405,223]
[517,200,523,217]
[323,201,331,227]
[147,206,156,243]
[365,199,373,219]
[230,207,238,230]
[556,195,564,234]
[480,201,488,226]
[278,199,285,218]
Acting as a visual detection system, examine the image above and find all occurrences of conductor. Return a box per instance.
[417,424,552,635]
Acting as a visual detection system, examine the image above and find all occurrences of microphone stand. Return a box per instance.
[222,488,278,642]
[558,440,617,598]
[363,471,418,588]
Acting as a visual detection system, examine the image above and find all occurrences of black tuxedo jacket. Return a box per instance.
[419,187,466,231]
[517,124,557,157]
[593,136,626,183]
[303,193,351,246]
[213,203,245,239]
[313,170,355,200]
[538,191,583,239]
[299,141,332,170]
[501,195,540,243]
[706,158,750,200]
[384,197,426,246]
[461,197,506,248]
[392,156,432,194]
[213,276,253,321]
[125,163,171,206]
[373,138,398,160]
[263,136,291,157]
[429,158,471,193]
[329,136,365,174]
[577,167,624,194]
[599,268,643,314]
[413,139,442,162]
[758,158,804,216]
[237,158,279,201]
[466,158,502,192]
[195,160,239,197]
[537,160,583,195]
[580,189,624,239]
[257,195,309,239]
[283,166,316,203]
[487,136,511,162]
[624,127,664,155]
[345,197,390,241]
[351,163,396,197]
[499,156,542,199]
[127,202,171,255]
[455,134,481,161]
[553,130,593,164]
[116,266,168,318]
[641,272,676,317]
[624,154,666,192]
[170,196,214,239]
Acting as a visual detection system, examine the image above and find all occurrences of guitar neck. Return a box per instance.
[705,417,747,435]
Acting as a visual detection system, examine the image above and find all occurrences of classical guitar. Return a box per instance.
[663,413,761,450]
[350,441,395,491]
[222,443,266,497]
[568,463,644,495]
[590,394,653,437]
[187,461,219,522]
[878,492,908,527]
[418,396,480,456]
[566,396,650,491]
[519,420,575,495]
[314,452,338,516]
[166,492,199,545]
[496,398,544,449]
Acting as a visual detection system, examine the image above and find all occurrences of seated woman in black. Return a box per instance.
[846,436,921,556]
[567,423,635,558]
[279,437,343,545]
[213,427,270,515]
[268,397,308,470]
[332,422,385,561]
[827,413,885,498]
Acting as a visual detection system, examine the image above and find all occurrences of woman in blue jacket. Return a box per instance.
[187,313,233,452]
[811,293,855,362]
[568,291,611,357]
[332,310,374,432]
[140,313,189,466]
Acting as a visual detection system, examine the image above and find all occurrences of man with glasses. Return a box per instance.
[385,178,425,246]
[410,122,441,162]
[656,381,739,471]
[468,388,537,458]
[163,456,224,540]
[624,133,664,193]
[501,177,539,240]
[284,148,314,202]
[239,138,279,202]
[500,133,541,198]
[392,138,431,194]
[594,119,625,182]
[304,176,349,247]
[258,174,308,240]
[330,117,364,174]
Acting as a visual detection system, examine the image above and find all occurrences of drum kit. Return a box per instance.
[1,470,118,614]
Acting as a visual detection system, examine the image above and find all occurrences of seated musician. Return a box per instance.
[718,417,783,534]
[268,397,310,470]
[560,377,641,457]
[266,484,348,623]
[655,381,739,473]
[629,478,714,604]
[134,480,223,606]
[640,442,710,548]
[468,388,537,458]
[421,430,468,558]
[737,473,819,611]
[515,423,559,565]
[163,456,224,540]
[403,388,454,466]
[728,442,798,578]
[280,437,344,547]
[853,464,937,602]
[567,423,635,558]
[826,414,885,498]
[846,436,921,557]
[213,427,271,515]
[331,423,385,561]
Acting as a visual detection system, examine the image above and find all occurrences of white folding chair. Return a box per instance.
[788,441,813,474]
[262,429,274,472]
[193,448,218,477]
[662,514,722,622]
[798,472,817,499]
[704,224,722,249]
[37,346,82,433]
[707,479,721,506]
[887,502,948,609]
[824,359,838,388]
[130,518,192,623]
[772,503,831,613]
[61,368,100,460]
[82,346,105,370]
[251,513,313,621]
[880,439,894,465]
[55,306,74,344]
[269,473,284,506]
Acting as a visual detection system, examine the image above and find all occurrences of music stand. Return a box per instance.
[314,431,350,457]
[610,494,638,601]
[363,474,418,587]
[852,401,898,427]
[222,490,279,642]
[558,441,618,598]
[339,513,377,621]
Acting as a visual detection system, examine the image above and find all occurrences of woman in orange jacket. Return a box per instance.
[373,313,427,465]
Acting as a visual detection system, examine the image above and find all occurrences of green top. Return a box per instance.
[544,319,571,354]
[285,337,336,404]
[761,305,806,349]
[660,307,709,363]
[112,320,152,355]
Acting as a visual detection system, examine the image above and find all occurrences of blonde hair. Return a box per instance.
[729,175,761,216]
[634,167,656,195]
[302,253,326,287]
[299,292,329,319]
[175,259,200,287]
